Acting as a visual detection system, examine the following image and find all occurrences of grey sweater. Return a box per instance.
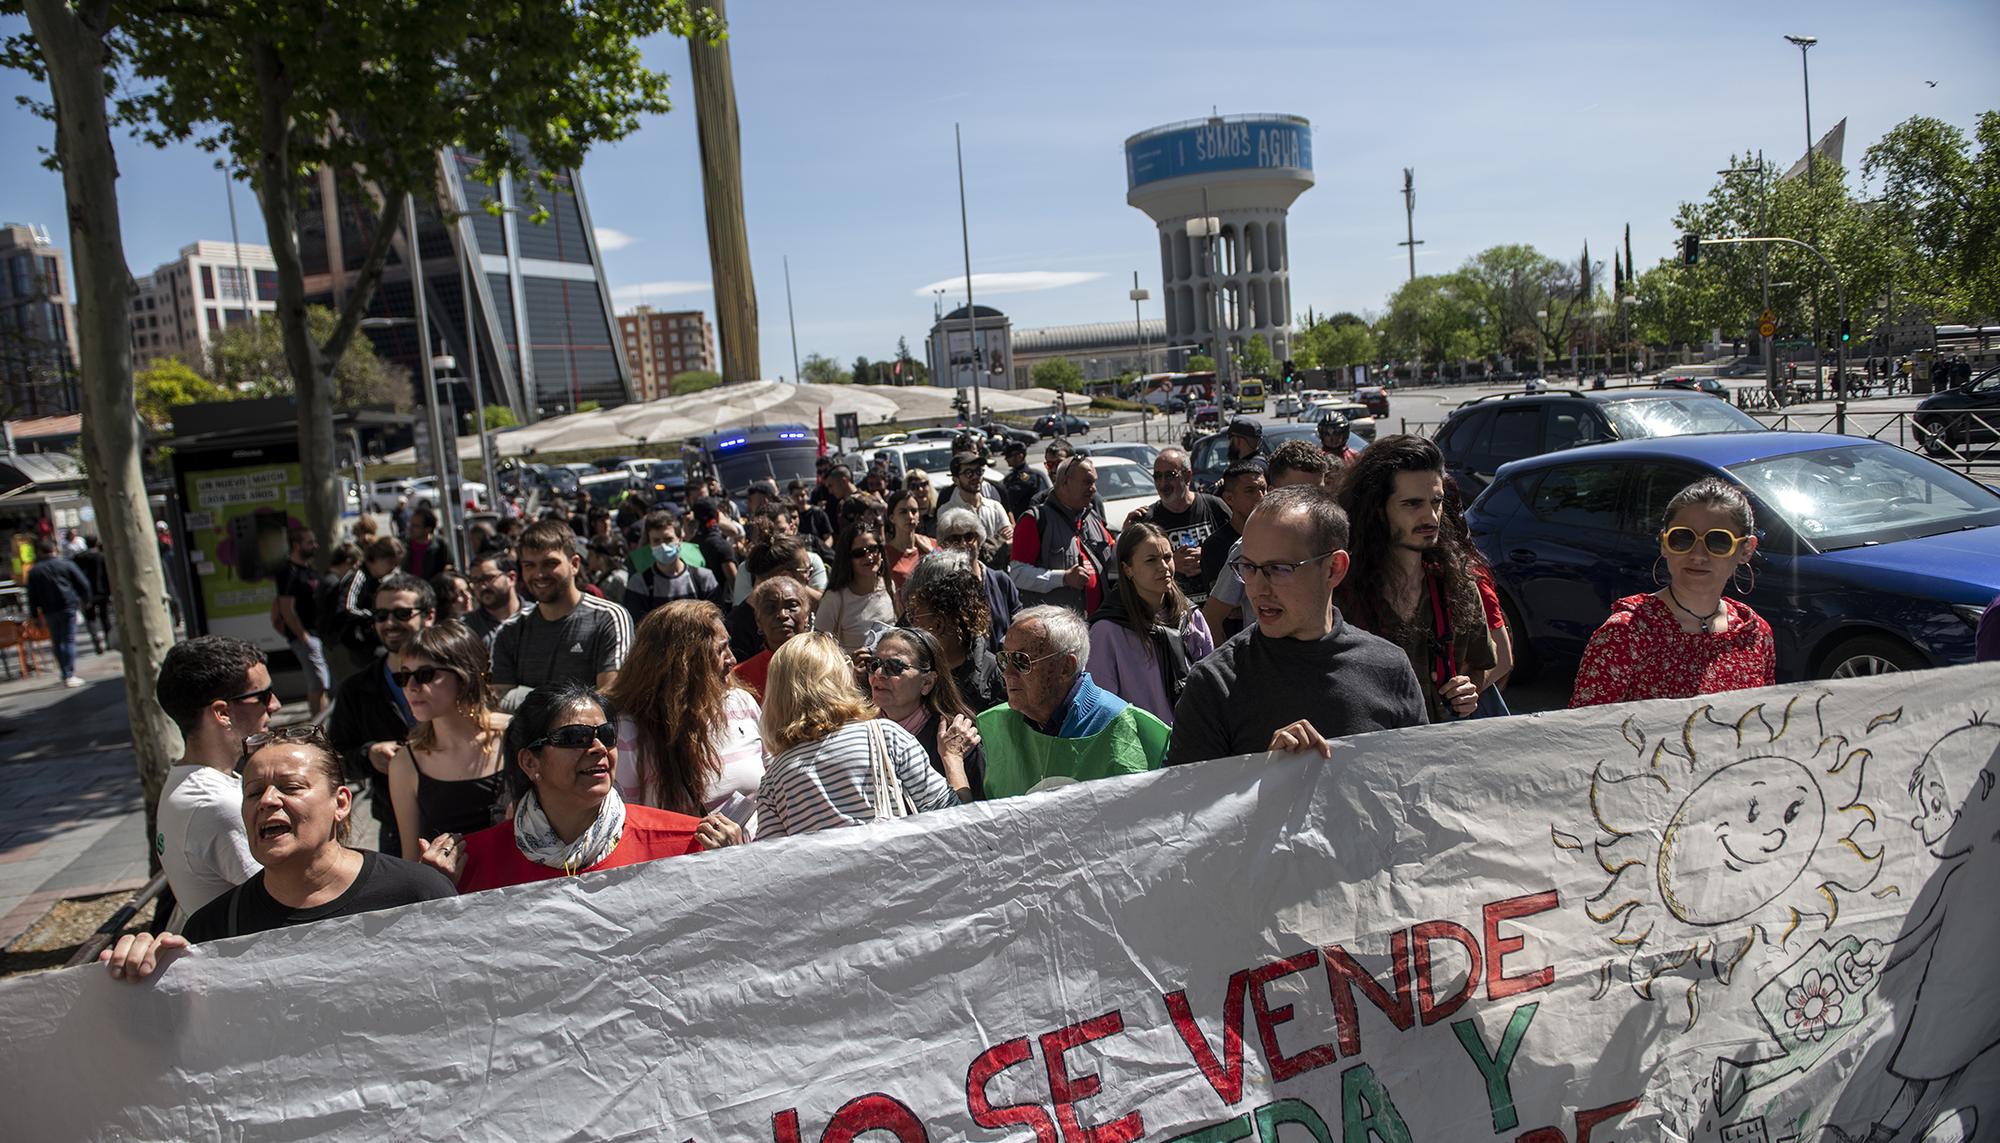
[1165,616,1429,766]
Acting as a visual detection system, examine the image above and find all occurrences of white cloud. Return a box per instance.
[610,280,712,305]
[594,227,637,251]
[911,270,1105,298]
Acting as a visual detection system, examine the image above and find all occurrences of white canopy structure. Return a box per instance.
[386,381,1085,463]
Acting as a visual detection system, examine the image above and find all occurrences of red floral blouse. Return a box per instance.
[1569,593,1775,708]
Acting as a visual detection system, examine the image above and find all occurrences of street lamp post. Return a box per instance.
[1535,309,1549,378]
[1785,34,1823,396]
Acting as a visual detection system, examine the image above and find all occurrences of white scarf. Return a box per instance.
[513,786,627,875]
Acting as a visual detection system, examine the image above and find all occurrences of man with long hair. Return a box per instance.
[1332,435,1494,723]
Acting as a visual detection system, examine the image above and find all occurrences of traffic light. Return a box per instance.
[1839,318,1851,343]
[1282,358,1296,384]
[1680,234,1700,265]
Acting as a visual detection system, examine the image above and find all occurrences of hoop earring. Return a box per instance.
[1732,563,1756,596]
[1651,557,1668,588]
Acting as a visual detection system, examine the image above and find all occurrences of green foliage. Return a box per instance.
[800,353,850,384]
[1186,354,1216,372]
[482,404,519,430]
[576,400,601,413]
[1292,314,1376,372]
[136,358,233,427]
[1236,334,1274,376]
[1031,356,1085,393]
[1379,274,1483,367]
[669,369,724,396]
[206,308,411,410]
[1863,112,2000,324]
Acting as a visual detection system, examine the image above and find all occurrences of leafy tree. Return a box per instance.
[1380,273,1481,375]
[800,353,850,384]
[1186,353,1216,372]
[482,405,519,431]
[670,369,724,396]
[1292,314,1375,372]
[136,357,233,428]
[1863,111,2000,324]
[1031,357,1084,393]
[206,308,410,411]
[1237,333,1274,376]
[1457,244,1561,360]
[110,0,726,564]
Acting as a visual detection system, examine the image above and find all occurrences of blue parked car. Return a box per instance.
[1466,432,2000,682]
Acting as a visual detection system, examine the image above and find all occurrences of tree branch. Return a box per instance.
[319,188,405,364]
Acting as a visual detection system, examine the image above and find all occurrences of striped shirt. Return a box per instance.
[489,591,634,691]
[759,720,958,838]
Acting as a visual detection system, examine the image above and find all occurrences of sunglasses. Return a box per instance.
[851,544,884,558]
[237,723,328,770]
[866,656,926,677]
[1000,648,1065,674]
[372,606,423,622]
[528,722,617,752]
[941,532,982,546]
[390,665,456,688]
[223,684,277,706]
[1661,527,1751,558]
[1153,468,1190,480]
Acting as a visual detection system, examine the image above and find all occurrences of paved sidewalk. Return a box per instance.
[0,646,151,946]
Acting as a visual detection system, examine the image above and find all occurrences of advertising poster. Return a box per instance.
[176,457,303,652]
[0,665,1995,1140]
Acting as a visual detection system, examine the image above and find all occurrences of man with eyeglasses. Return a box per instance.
[937,451,1011,554]
[153,636,282,930]
[327,573,437,855]
[976,605,1170,798]
[1129,447,1231,605]
[462,553,523,643]
[1202,442,1326,640]
[1166,485,1427,767]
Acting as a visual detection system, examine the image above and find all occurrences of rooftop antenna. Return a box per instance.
[1398,168,1424,282]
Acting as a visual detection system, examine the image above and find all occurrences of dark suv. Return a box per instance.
[1433,389,1763,494]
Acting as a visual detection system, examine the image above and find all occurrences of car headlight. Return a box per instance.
[1953,603,1988,628]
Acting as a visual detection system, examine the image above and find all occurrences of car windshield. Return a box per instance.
[1729,443,2000,550]
[1095,465,1154,500]
[1600,396,1762,439]
[900,446,956,473]
[1191,434,1231,475]
[647,460,686,480]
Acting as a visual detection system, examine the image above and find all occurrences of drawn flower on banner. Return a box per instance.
[1782,969,1844,1042]
[1553,690,1888,1031]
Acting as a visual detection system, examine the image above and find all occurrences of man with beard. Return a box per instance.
[463,552,523,643]
[490,519,634,708]
[1009,456,1114,614]
[731,576,812,698]
[1332,435,1493,723]
[327,573,436,855]
[1128,447,1230,605]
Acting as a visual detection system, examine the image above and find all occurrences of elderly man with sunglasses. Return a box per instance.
[327,573,437,855]
[152,636,283,931]
[976,605,1171,799]
[1166,486,1428,768]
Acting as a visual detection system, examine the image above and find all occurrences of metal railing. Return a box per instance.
[1747,409,1998,473]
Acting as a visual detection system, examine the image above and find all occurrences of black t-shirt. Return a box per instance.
[1145,493,1233,603]
[277,558,322,634]
[182,850,455,943]
[695,525,737,574]
[1198,518,1241,596]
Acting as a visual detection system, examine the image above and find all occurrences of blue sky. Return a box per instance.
[4,0,1998,375]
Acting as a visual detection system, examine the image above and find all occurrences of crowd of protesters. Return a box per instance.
[103,420,1850,981]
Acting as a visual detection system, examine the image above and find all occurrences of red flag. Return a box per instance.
[893,359,902,377]
[817,408,828,457]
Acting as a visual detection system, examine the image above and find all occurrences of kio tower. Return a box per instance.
[1125,115,1313,370]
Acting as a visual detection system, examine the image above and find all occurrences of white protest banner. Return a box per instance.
[2,665,1997,1141]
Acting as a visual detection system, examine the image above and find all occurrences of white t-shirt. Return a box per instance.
[156,763,260,931]
[615,688,768,835]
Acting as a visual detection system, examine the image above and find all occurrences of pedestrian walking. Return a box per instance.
[25,537,94,687]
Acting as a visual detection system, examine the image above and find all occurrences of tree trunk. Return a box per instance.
[687,0,759,383]
[24,0,181,864]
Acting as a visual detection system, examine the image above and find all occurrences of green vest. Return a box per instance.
[976,704,1170,800]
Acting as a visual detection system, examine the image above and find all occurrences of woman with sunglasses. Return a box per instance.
[865,626,986,799]
[1086,522,1214,725]
[102,726,455,980]
[883,487,938,597]
[387,621,511,862]
[609,600,766,835]
[816,521,897,653]
[421,681,734,895]
[900,548,1008,711]
[1570,477,1775,708]
[758,632,965,837]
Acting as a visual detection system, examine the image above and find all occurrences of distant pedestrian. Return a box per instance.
[70,534,112,654]
[25,537,94,687]
[272,526,330,716]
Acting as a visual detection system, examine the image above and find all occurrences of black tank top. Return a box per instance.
[416,767,508,841]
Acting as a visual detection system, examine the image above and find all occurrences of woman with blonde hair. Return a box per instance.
[608,600,765,836]
[388,621,512,860]
[756,632,964,837]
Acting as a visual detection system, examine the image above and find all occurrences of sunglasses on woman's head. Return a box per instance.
[1661,527,1750,558]
[237,723,328,770]
[529,722,617,751]
[390,665,454,688]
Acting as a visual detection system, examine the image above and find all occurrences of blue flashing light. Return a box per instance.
[718,436,747,450]
[777,431,808,441]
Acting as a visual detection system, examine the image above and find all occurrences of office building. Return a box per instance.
[617,307,716,400]
[295,147,633,420]
[130,240,280,369]
[0,223,80,416]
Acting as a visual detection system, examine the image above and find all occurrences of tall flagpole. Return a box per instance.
[956,123,982,421]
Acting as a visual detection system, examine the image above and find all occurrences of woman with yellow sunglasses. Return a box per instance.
[1571,477,1775,707]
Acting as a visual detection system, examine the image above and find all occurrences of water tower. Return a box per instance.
[1125,114,1313,369]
